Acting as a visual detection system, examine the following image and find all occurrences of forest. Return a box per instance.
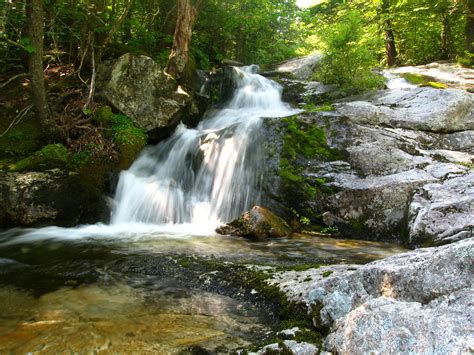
[1,0,473,169]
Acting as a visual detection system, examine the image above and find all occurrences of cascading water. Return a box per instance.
[111,65,297,229]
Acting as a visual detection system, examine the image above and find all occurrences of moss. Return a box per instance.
[93,105,114,127]
[350,218,365,231]
[111,114,147,170]
[278,115,341,226]
[11,143,68,171]
[0,112,42,160]
[400,73,447,89]
[322,271,333,278]
[303,102,335,113]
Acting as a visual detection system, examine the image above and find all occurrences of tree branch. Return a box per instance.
[97,0,135,60]
[0,73,28,89]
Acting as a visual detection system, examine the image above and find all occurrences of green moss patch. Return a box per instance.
[303,103,335,113]
[278,115,341,227]
[0,112,42,160]
[400,73,447,89]
[11,144,68,171]
[111,114,147,170]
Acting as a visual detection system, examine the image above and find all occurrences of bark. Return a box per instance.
[466,0,474,55]
[441,15,452,59]
[26,0,62,141]
[166,0,202,79]
[382,0,397,66]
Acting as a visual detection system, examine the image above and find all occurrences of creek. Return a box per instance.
[0,66,406,353]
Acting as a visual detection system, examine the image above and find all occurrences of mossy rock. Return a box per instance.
[93,105,114,127]
[11,144,68,172]
[0,112,42,160]
[111,114,147,170]
[400,73,448,89]
[216,206,291,239]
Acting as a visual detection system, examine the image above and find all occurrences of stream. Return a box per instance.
[0,66,407,353]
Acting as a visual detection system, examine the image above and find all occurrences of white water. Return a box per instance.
[0,65,297,245]
[111,65,297,231]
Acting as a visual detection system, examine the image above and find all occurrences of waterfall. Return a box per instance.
[111,65,297,229]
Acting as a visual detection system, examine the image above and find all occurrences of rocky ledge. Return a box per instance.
[262,63,473,247]
[267,237,474,354]
[0,169,108,227]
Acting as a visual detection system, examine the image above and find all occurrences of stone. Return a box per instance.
[97,53,198,141]
[251,340,318,355]
[260,81,473,245]
[0,169,108,227]
[324,290,474,355]
[216,206,291,239]
[408,172,474,246]
[335,87,474,133]
[268,238,474,354]
[272,54,323,81]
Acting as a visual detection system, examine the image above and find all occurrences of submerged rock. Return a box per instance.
[0,169,108,227]
[269,238,474,354]
[97,53,204,141]
[216,206,291,239]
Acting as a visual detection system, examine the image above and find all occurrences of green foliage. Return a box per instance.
[313,9,385,92]
[320,226,339,234]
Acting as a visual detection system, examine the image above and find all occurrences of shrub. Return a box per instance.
[314,9,385,92]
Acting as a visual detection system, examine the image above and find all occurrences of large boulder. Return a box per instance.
[216,206,291,239]
[268,238,474,354]
[97,53,202,141]
[0,169,108,227]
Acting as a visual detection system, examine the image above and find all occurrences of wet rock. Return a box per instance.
[216,206,291,239]
[97,53,202,141]
[336,87,474,133]
[408,172,474,246]
[0,169,108,227]
[269,238,474,354]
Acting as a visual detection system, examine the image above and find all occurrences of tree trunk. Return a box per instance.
[26,0,62,141]
[382,0,397,66]
[466,0,474,55]
[166,0,201,79]
[441,14,452,59]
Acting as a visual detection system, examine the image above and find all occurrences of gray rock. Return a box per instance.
[97,53,196,139]
[0,169,108,227]
[261,87,473,245]
[253,340,318,355]
[269,238,474,354]
[336,87,474,133]
[408,172,474,246]
[324,290,474,355]
[273,54,323,81]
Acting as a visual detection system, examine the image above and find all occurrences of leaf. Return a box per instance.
[19,37,36,54]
